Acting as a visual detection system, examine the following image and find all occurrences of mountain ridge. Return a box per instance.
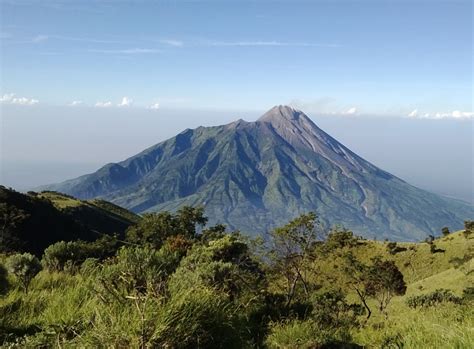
[41,105,473,240]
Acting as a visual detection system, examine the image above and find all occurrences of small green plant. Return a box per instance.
[6,253,42,292]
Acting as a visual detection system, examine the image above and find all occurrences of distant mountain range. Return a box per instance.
[41,105,473,240]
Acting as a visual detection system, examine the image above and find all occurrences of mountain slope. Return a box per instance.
[42,106,473,240]
[0,186,139,255]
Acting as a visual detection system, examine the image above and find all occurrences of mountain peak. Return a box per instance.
[258,105,306,123]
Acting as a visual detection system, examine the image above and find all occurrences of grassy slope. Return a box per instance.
[309,230,473,347]
[38,191,141,225]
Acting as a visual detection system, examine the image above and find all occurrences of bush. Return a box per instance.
[406,289,462,309]
[6,253,42,292]
[441,227,450,236]
[168,234,263,299]
[311,290,365,329]
[386,242,407,255]
[95,244,182,300]
[42,236,119,273]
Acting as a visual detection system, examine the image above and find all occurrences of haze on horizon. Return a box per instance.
[0,0,473,203]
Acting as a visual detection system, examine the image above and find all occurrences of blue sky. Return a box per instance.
[1,0,472,116]
[0,0,473,202]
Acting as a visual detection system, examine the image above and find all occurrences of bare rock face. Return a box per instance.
[42,106,473,240]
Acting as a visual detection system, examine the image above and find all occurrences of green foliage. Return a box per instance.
[365,257,406,316]
[0,215,472,347]
[94,244,182,300]
[42,235,119,273]
[344,254,406,319]
[169,234,263,299]
[5,253,42,292]
[406,289,463,309]
[269,212,323,308]
[126,206,207,248]
[310,290,365,329]
[324,228,359,250]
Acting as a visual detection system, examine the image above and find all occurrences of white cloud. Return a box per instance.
[408,109,418,118]
[95,101,113,108]
[159,39,183,47]
[206,41,340,48]
[88,48,161,54]
[148,102,160,110]
[69,100,83,106]
[0,93,39,105]
[118,96,132,107]
[408,110,474,120]
[342,107,357,115]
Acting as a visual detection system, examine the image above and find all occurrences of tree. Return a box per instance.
[364,257,406,317]
[441,227,450,237]
[268,212,324,308]
[126,206,207,248]
[6,253,42,292]
[343,254,406,319]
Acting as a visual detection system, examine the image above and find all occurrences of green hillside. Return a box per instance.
[0,187,139,255]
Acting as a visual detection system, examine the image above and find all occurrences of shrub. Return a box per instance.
[441,227,450,236]
[406,289,462,308]
[6,253,42,292]
[42,236,119,273]
[386,242,407,255]
[168,234,263,300]
[94,244,182,301]
[311,290,365,329]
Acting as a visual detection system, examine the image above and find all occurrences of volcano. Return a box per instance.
[42,105,473,240]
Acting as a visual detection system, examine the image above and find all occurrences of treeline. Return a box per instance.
[0,208,473,347]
